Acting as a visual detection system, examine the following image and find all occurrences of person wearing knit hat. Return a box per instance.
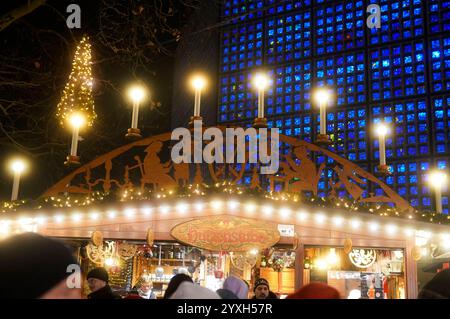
[217,275,248,299]
[285,282,341,299]
[252,278,278,299]
[0,232,81,299]
[169,281,221,299]
[163,273,193,299]
[87,267,121,299]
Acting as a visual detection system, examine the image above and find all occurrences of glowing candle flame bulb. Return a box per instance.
[376,124,388,137]
[250,249,258,256]
[316,259,328,270]
[315,213,325,224]
[128,86,146,104]
[327,248,339,266]
[9,159,27,201]
[263,206,273,216]
[333,216,344,227]
[369,222,379,232]
[253,73,269,91]
[105,258,115,267]
[429,170,448,214]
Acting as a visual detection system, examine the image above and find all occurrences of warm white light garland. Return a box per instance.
[1,198,449,247]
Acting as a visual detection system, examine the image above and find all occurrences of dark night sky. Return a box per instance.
[0,0,196,200]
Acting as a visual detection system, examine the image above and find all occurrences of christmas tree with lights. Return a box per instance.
[56,36,96,127]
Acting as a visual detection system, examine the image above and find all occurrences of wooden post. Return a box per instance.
[294,241,304,291]
[405,239,418,299]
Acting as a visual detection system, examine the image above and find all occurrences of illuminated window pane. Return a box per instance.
[368,0,423,45]
[430,36,450,92]
[221,20,263,72]
[372,100,429,160]
[316,107,367,161]
[315,52,366,106]
[314,1,365,56]
[222,0,264,20]
[428,0,450,34]
[370,42,427,101]
[432,96,450,154]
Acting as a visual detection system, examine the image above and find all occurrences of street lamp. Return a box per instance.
[9,158,27,201]
[375,122,390,176]
[428,170,448,214]
[313,88,332,145]
[189,74,207,126]
[65,112,85,166]
[252,72,269,128]
[126,84,147,139]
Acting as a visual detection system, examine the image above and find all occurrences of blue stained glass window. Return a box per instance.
[219,0,448,214]
[316,53,365,106]
[372,100,430,159]
[314,1,364,56]
[369,0,424,44]
[430,37,450,93]
[432,97,450,154]
[428,0,450,34]
[370,42,427,100]
[267,11,312,64]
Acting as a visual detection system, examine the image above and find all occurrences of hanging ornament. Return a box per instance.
[348,249,377,268]
[343,238,353,254]
[86,241,115,264]
[91,230,103,247]
[117,242,137,260]
[56,36,96,127]
[230,252,258,270]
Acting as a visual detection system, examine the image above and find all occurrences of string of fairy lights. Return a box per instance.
[1,182,449,223]
[55,36,96,128]
[1,195,449,252]
[1,183,450,247]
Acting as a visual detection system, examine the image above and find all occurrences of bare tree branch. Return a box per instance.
[0,0,46,32]
[0,1,200,192]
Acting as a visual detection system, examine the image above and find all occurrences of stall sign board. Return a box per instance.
[278,224,295,237]
[170,215,280,252]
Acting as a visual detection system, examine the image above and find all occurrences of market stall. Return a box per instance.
[1,129,449,299]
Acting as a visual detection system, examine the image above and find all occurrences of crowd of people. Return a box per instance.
[0,233,449,299]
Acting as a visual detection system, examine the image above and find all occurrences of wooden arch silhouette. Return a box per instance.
[43,129,413,214]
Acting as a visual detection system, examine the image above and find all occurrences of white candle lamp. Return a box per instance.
[65,112,85,166]
[252,72,269,128]
[126,84,147,139]
[313,88,332,145]
[189,74,207,127]
[9,158,27,201]
[375,122,390,176]
[428,170,448,214]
